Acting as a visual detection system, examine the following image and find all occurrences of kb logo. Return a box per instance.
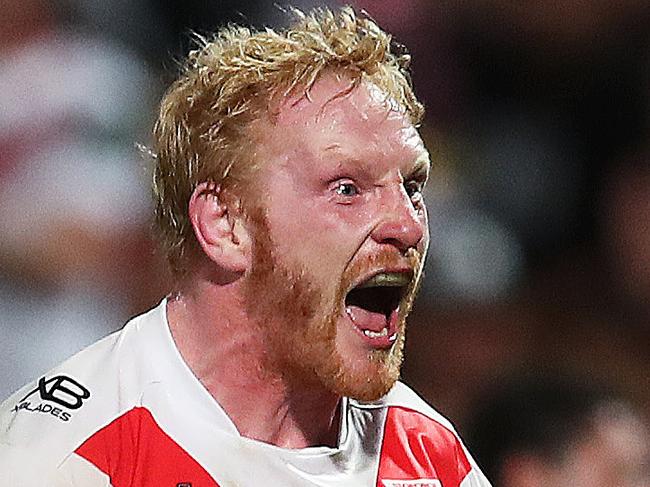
[20,375,90,410]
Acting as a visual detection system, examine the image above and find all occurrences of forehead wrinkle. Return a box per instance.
[275,74,408,133]
[262,76,428,176]
[322,143,341,152]
[275,74,358,127]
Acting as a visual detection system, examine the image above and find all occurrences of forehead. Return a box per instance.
[258,74,428,169]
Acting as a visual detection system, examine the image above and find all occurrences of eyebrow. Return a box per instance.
[322,145,375,174]
[323,144,431,178]
[409,154,431,178]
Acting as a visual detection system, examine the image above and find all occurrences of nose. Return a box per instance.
[370,187,425,251]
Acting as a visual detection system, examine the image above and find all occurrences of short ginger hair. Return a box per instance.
[152,6,424,276]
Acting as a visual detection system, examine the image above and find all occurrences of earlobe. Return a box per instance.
[189,182,250,273]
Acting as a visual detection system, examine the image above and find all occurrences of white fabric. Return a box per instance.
[0,301,491,486]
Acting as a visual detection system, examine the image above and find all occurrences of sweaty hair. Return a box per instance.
[152,6,424,276]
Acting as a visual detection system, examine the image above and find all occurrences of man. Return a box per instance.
[466,376,649,487]
[0,7,490,486]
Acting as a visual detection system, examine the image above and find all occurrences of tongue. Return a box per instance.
[345,305,389,332]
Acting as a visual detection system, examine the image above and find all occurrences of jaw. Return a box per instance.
[325,309,405,401]
[318,250,424,401]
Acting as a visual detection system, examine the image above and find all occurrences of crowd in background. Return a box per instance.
[1,0,649,482]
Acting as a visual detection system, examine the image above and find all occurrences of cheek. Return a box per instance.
[305,206,375,279]
[302,198,372,242]
[266,202,358,272]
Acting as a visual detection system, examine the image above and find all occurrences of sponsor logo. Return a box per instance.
[11,375,90,422]
[382,480,442,487]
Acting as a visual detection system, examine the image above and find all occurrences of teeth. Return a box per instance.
[357,273,410,289]
[362,327,389,338]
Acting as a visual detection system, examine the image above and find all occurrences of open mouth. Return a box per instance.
[344,272,412,343]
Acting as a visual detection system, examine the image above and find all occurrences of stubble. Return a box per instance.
[242,209,423,401]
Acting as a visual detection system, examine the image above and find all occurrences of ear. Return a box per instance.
[188,182,251,274]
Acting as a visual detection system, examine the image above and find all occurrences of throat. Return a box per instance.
[166,292,343,449]
[232,389,343,449]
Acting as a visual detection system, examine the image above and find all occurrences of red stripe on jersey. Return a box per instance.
[75,407,220,487]
[377,406,471,487]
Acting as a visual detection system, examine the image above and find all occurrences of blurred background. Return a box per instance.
[1,0,648,479]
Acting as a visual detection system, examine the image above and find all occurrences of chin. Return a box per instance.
[319,332,405,402]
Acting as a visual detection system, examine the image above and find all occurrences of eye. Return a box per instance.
[404,180,424,204]
[333,181,359,198]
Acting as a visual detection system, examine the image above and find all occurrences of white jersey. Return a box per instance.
[0,301,491,487]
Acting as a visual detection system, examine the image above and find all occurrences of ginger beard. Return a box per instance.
[243,209,424,402]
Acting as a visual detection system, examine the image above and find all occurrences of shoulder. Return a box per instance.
[352,382,492,487]
[0,303,166,483]
[377,382,468,461]
[354,381,458,434]
[381,381,458,430]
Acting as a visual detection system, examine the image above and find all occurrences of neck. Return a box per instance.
[166,282,341,449]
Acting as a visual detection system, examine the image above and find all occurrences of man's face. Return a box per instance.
[243,75,430,401]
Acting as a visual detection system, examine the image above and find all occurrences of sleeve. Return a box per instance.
[0,434,110,486]
[459,449,493,487]
[0,444,44,485]
[52,453,113,487]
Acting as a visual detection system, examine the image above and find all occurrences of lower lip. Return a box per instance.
[345,308,399,349]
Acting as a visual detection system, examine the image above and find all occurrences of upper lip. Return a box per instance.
[348,268,414,293]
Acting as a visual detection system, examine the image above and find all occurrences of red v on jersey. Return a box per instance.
[377,406,471,487]
[76,407,220,486]
[76,405,472,487]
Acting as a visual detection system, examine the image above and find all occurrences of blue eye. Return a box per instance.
[334,182,359,197]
